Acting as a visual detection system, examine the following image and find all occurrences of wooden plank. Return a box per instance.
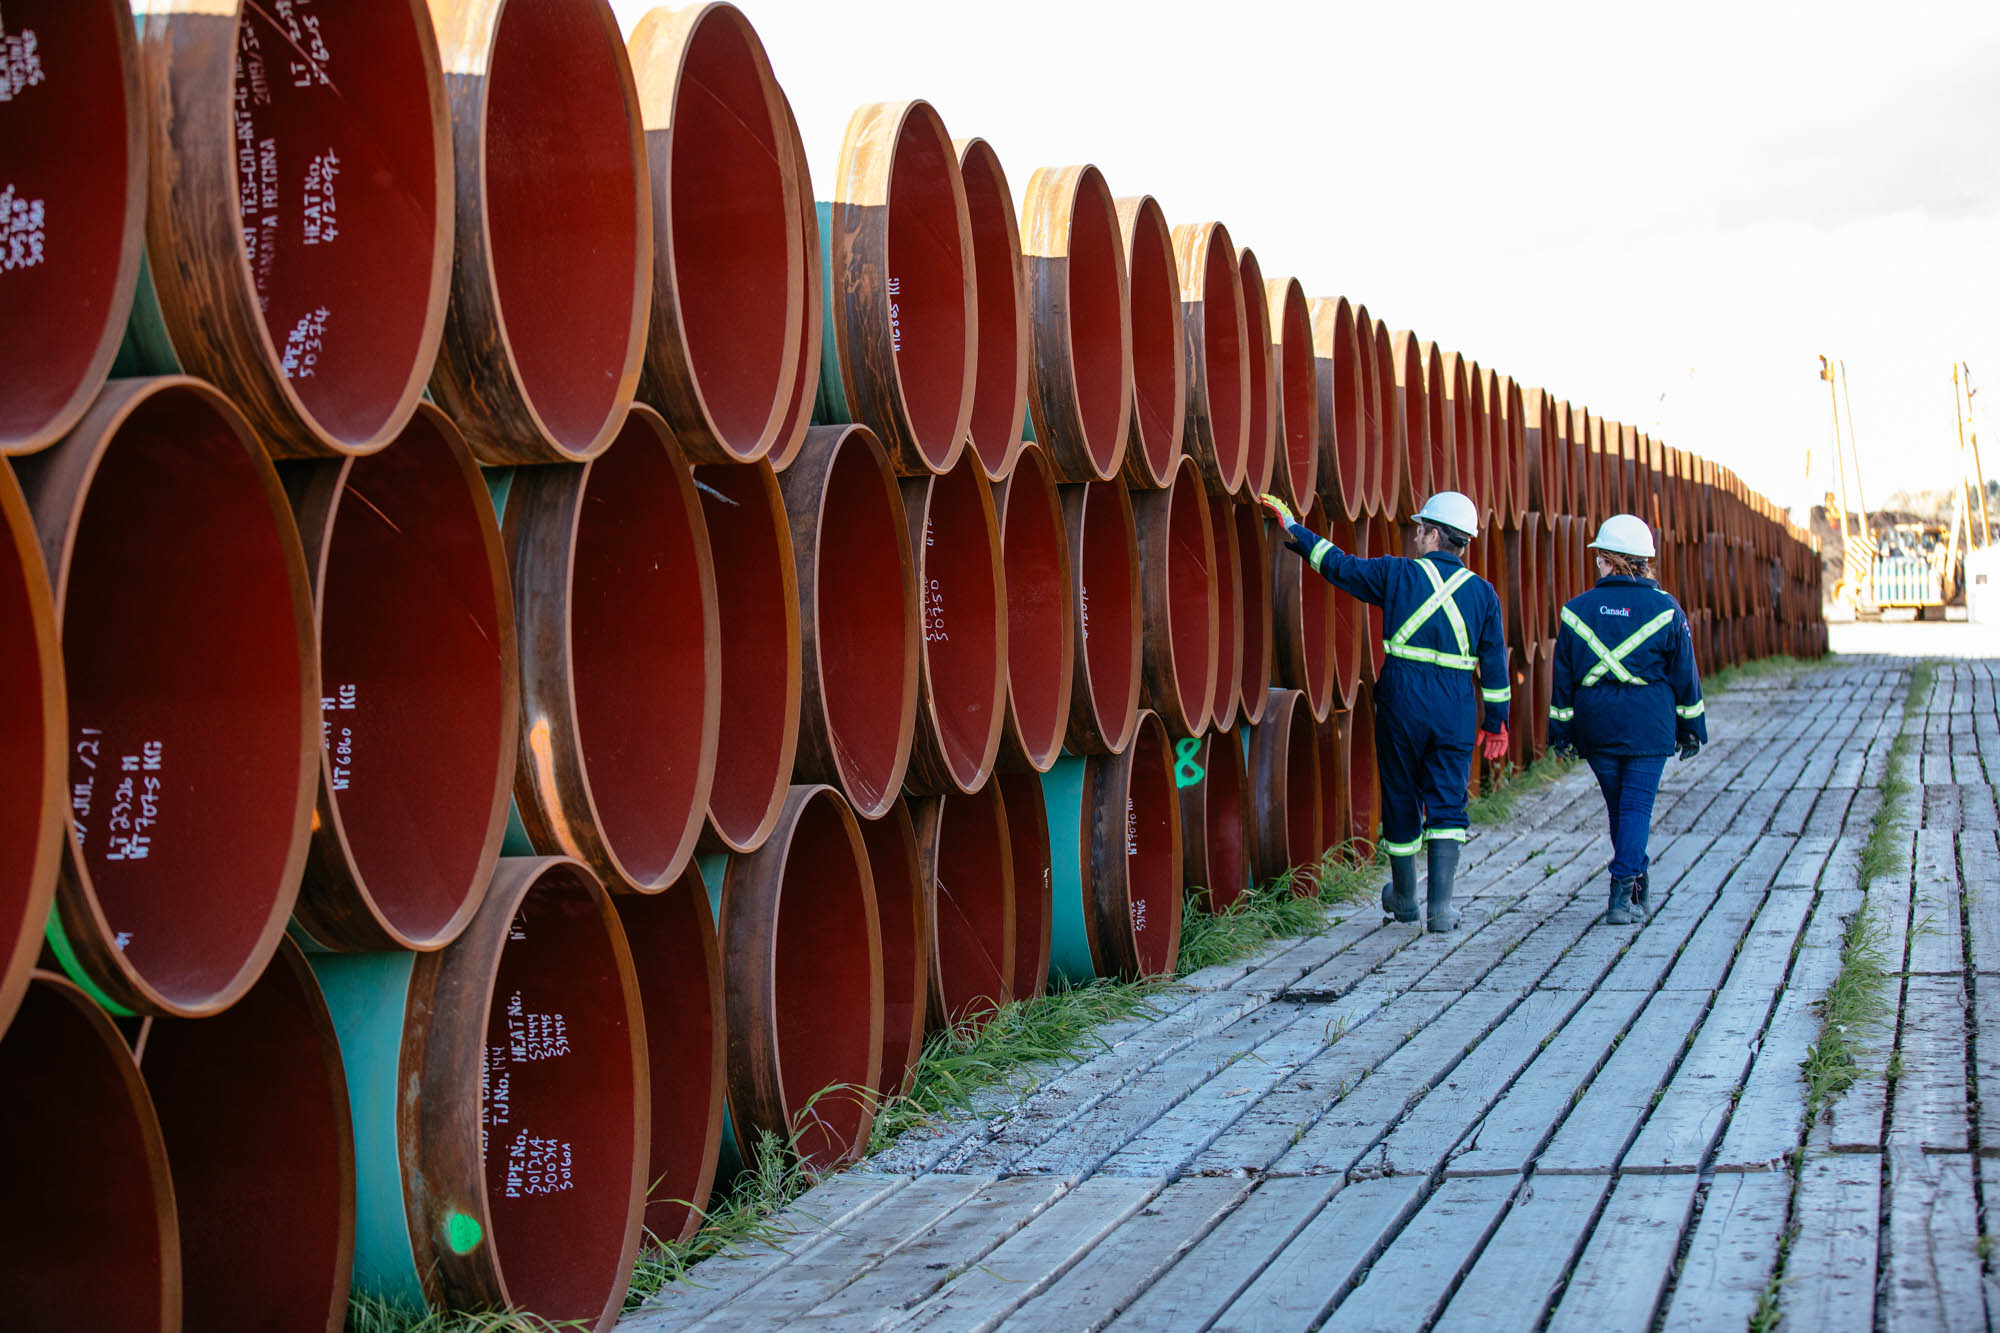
[1272,987,1523,1177]
[1766,786,1819,838]
[1907,826,1965,976]
[799,1175,1074,1329]
[1712,888,1861,1171]
[1721,785,1787,838]
[1184,989,1455,1176]
[1924,783,1964,833]
[1887,975,1970,1153]
[1975,982,2000,1157]
[1373,991,1582,1178]
[1544,1173,1701,1333]
[1779,1149,1880,1332]
[1772,835,1835,890]
[1105,1177,1344,1331]
[1537,990,1711,1175]
[1801,788,1855,839]
[1431,1174,1611,1331]
[890,1176,1164,1332]
[1655,1171,1792,1331]
[1961,783,1999,831]
[1962,831,2000,976]
[681,1174,994,1331]
[624,1172,915,1329]
[1013,1002,1331,1177]
[1000,1177,1254,1333]
[1883,1149,1984,1333]
[1621,981,1776,1173]
[1448,988,1651,1177]
[1202,1175,1427,1331]
[1319,1176,1518,1331]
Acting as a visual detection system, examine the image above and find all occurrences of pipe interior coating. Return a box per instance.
[857,798,927,1099]
[630,4,796,458]
[956,138,1028,478]
[0,975,175,1332]
[996,444,1074,771]
[0,463,60,1039]
[1233,502,1274,726]
[997,770,1053,1002]
[1123,716,1182,978]
[30,379,313,1015]
[300,405,512,947]
[0,1,143,454]
[137,940,353,1332]
[906,453,1005,791]
[1118,196,1185,488]
[1064,479,1141,755]
[922,784,1014,1029]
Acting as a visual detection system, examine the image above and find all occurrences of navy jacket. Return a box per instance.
[1548,575,1707,758]
[1284,522,1510,734]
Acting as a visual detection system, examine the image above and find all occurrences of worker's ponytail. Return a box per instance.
[1603,551,1653,579]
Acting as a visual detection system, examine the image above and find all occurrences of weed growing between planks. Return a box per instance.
[1468,751,1581,826]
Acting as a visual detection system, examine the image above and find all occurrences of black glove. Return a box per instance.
[1676,737,1701,762]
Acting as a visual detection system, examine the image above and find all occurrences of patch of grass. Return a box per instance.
[1468,752,1581,826]
[346,1298,585,1332]
[1802,896,1895,1119]
[1702,653,1815,697]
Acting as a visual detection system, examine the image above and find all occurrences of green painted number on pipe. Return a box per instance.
[1174,738,1205,788]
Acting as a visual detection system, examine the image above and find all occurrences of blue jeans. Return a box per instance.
[1585,753,1668,880]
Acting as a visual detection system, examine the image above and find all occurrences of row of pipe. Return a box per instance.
[1,1,1823,1328]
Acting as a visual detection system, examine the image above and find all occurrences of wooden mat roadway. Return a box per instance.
[625,656,2000,1331]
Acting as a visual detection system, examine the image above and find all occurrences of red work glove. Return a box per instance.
[1479,727,1509,764]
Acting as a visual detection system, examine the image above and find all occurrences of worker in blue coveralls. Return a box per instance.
[1547,514,1708,926]
[1259,490,1511,931]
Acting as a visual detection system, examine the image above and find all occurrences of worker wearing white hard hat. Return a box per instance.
[1260,490,1510,932]
[1547,514,1708,925]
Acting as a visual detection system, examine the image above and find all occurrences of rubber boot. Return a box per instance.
[1426,839,1461,932]
[1605,875,1636,926]
[1380,855,1420,923]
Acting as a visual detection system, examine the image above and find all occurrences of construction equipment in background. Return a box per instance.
[1816,355,1879,612]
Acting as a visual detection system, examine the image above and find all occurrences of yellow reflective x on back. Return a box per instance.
[1562,604,1678,687]
[1383,560,1479,671]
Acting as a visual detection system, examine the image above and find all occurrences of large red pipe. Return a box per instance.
[822,99,975,476]
[1348,684,1381,856]
[1353,303,1384,517]
[0,457,62,1040]
[994,443,1077,772]
[857,797,927,1099]
[1048,710,1183,980]
[124,1,451,458]
[1172,220,1251,496]
[430,0,648,463]
[505,405,720,890]
[1310,295,1367,521]
[1208,494,1244,732]
[695,458,802,853]
[1267,277,1322,509]
[1236,249,1279,500]
[1478,366,1503,526]
[955,137,1031,480]
[917,783,1016,1032]
[1315,709,1353,866]
[996,771,1053,1002]
[1359,514,1396,685]
[767,88,823,471]
[712,785,882,1170]
[902,449,1007,794]
[1421,341,1454,499]
[1371,317,1406,518]
[287,402,516,951]
[1272,497,1336,720]
[1133,454,1220,737]
[1501,375,1529,526]
[1505,512,1544,656]
[1060,480,1142,754]
[1248,688,1322,887]
[1392,329,1429,512]
[1177,729,1248,913]
[17,377,315,1017]
[1326,516,1366,713]
[137,939,353,1332]
[1020,164,1132,483]
[1116,194,1187,490]
[1444,351,1476,503]
[780,424,918,817]
[0,2,145,455]
[0,973,176,1330]
[612,866,725,1245]
[1234,500,1276,727]
[1521,386,1553,516]
[628,4,803,465]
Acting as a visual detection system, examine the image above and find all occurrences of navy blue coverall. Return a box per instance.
[1284,522,1509,860]
[1547,575,1708,879]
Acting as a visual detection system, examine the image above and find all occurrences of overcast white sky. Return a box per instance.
[611,0,2000,518]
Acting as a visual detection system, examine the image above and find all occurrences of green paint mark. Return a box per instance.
[1174,738,1205,788]
[444,1211,484,1255]
[43,909,136,1017]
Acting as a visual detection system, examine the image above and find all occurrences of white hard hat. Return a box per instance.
[1590,514,1656,558]
[1413,491,1478,540]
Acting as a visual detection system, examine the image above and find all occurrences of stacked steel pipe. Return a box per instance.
[0,2,1821,1325]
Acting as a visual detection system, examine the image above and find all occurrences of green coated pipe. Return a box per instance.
[813,202,851,427]
[1040,753,1097,986]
